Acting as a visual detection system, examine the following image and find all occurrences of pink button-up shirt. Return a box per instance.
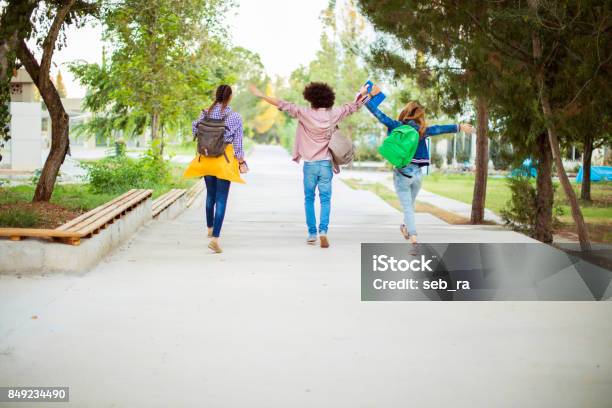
[278,94,367,163]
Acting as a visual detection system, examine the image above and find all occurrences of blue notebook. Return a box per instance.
[365,80,386,109]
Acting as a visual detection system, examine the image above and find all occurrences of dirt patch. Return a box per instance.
[0,202,82,229]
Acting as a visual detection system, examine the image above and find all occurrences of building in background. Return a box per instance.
[1,68,92,172]
[4,68,43,171]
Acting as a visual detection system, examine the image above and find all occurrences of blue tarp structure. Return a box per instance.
[576,166,612,183]
[510,159,537,178]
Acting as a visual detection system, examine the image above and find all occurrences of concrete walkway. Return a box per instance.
[0,145,610,407]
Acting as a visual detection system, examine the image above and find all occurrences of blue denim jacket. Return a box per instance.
[366,104,458,167]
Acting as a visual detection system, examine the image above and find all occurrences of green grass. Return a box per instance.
[423,173,512,214]
[422,173,612,242]
[0,208,39,228]
[0,184,117,212]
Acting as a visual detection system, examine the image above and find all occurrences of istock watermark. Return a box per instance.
[361,243,612,301]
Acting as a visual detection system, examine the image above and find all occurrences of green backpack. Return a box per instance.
[377,124,420,168]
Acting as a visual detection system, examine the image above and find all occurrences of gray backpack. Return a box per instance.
[327,112,355,166]
[194,111,229,162]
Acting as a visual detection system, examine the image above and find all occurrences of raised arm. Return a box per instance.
[334,87,370,122]
[248,84,280,107]
[365,103,402,131]
[426,123,474,137]
[248,84,301,118]
[364,85,402,130]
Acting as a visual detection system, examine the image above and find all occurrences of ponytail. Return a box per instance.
[206,84,233,114]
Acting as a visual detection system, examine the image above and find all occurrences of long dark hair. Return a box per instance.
[206,84,233,113]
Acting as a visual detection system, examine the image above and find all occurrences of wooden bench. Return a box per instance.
[185,179,205,208]
[152,189,186,218]
[0,189,152,246]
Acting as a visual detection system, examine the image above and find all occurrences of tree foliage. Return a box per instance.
[70,0,253,151]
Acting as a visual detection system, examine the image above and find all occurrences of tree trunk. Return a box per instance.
[534,132,553,243]
[150,111,162,156]
[580,133,593,201]
[470,96,489,224]
[527,1,591,250]
[151,112,160,141]
[18,40,71,202]
[159,121,165,156]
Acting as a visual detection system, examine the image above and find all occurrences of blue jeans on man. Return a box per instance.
[393,163,423,236]
[303,160,333,236]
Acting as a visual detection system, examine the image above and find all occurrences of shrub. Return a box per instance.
[500,175,562,237]
[81,148,171,194]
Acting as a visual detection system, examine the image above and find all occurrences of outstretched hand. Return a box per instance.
[370,84,381,96]
[248,84,265,98]
[460,123,475,134]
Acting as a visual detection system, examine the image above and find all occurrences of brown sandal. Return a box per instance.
[208,240,223,253]
[320,235,329,248]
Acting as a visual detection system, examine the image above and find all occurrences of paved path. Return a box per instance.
[1,146,610,407]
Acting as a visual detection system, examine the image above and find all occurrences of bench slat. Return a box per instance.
[152,189,186,217]
[58,189,146,233]
[0,228,82,238]
[56,189,140,231]
[185,180,204,208]
[71,189,152,235]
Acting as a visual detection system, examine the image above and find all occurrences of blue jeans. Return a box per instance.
[303,160,333,235]
[204,176,231,238]
[393,164,423,236]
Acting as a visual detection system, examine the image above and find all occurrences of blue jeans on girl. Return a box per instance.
[204,176,231,238]
[393,164,423,236]
[303,160,333,235]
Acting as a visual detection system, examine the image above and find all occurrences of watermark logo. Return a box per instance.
[361,243,612,301]
[372,254,434,272]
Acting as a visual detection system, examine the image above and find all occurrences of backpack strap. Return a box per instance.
[221,111,233,141]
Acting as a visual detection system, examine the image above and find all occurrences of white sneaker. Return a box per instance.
[307,234,317,245]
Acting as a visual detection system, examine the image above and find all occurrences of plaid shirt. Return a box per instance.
[192,104,244,159]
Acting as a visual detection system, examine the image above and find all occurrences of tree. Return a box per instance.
[16,0,98,202]
[72,0,236,155]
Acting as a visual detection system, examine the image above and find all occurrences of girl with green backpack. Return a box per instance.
[366,86,474,243]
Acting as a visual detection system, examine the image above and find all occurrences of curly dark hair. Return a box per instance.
[303,82,335,109]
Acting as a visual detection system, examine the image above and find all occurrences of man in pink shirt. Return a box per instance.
[249,82,368,248]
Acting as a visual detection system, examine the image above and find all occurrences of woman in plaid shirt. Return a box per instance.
[183,85,247,254]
